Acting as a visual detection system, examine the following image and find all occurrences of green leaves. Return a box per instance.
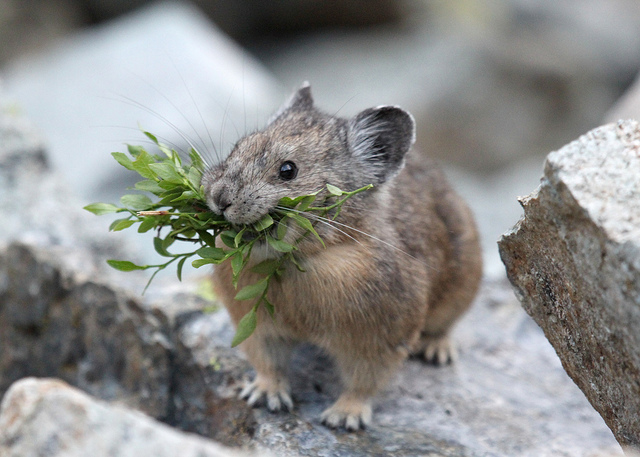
[85,129,373,348]
[235,278,268,301]
[326,184,343,196]
[149,163,183,183]
[83,203,121,215]
[107,260,146,271]
[253,214,274,232]
[120,194,153,211]
[231,309,257,347]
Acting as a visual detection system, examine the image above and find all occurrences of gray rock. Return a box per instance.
[0,242,176,418]
[0,377,264,457]
[0,96,125,260]
[499,120,640,450]
[605,72,640,122]
[0,238,624,456]
[1,1,283,204]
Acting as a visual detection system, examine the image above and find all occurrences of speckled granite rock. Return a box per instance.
[499,120,640,451]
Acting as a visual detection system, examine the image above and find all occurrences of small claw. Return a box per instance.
[345,414,363,431]
[423,336,457,366]
[247,388,263,407]
[238,377,293,412]
[320,400,371,431]
[239,383,256,400]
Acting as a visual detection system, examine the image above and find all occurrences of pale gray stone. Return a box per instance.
[0,377,264,457]
[499,120,640,451]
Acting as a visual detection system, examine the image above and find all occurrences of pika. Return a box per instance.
[202,83,482,430]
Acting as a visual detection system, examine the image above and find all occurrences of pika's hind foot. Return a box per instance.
[320,397,372,431]
[416,334,458,366]
[240,374,293,412]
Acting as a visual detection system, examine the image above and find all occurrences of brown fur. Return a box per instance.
[204,84,482,430]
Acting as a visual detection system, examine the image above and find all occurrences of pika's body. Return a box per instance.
[203,84,482,430]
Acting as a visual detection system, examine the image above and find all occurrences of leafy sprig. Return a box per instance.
[84,132,372,346]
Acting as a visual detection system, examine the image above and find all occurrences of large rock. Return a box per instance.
[499,120,640,450]
[0,377,261,457]
[1,1,283,204]
[0,242,175,418]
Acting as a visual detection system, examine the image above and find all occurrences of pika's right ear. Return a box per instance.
[269,82,314,123]
[348,106,416,184]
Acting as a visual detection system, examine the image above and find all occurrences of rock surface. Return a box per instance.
[499,120,640,450]
[0,238,624,456]
[606,71,640,122]
[0,46,627,457]
[0,377,262,457]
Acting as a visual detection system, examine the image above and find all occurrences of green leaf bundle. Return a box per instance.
[85,132,372,346]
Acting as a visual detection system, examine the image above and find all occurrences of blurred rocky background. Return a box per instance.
[2,0,640,275]
[1,1,640,456]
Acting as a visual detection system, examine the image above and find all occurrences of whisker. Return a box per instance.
[167,55,221,165]
[94,124,191,155]
[275,208,363,247]
[278,206,437,271]
[105,94,205,165]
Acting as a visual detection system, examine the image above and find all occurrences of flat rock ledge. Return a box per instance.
[499,119,640,451]
[0,377,263,457]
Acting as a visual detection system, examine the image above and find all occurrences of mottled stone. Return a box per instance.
[0,378,262,457]
[0,242,174,418]
[499,120,640,450]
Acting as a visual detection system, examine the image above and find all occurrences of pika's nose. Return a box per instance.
[214,193,231,212]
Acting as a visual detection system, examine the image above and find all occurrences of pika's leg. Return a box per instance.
[416,193,483,365]
[414,284,476,365]
[239,331,294,412]
[415,250,482,365]
[321,349,405,431]
[415,332,457,365]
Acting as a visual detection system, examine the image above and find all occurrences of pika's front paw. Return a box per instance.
[320,398,372,431]
[421,335,458,366]
[239,375,293,412]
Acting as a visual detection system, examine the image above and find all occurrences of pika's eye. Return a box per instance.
[279,161,298,181]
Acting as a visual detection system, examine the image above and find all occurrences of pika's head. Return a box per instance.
[201,83,415,225]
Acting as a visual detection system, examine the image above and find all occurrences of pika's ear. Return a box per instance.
[348,106,416,184]
[269,82,314,123]
[286,81,313,111]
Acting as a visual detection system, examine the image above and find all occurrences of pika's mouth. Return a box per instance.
[239,230,258,242]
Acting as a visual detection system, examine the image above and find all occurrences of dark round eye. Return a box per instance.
[279,161,298,181]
